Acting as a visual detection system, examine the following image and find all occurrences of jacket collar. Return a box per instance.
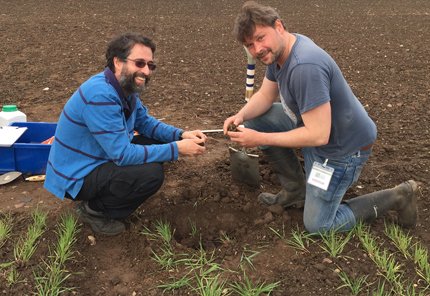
[104,67,136,121]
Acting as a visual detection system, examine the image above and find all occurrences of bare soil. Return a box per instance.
[1,0,429,295]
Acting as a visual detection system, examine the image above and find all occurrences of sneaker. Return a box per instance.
[75,201,125,236]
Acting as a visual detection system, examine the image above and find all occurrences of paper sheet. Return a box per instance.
[0,126,28,147]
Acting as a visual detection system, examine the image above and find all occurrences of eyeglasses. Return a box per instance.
[125,58,156,70]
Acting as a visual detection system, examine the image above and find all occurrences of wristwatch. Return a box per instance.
[179,131,184,140]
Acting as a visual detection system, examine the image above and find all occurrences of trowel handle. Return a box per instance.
[201,125,244,133]
[229,146,259,158]
[25,175,46,182]
[244,46,256,103]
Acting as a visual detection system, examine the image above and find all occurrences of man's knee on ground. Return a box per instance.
[303,217,333,235]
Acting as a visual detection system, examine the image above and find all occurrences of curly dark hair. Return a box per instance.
[234,1,287,43]
[105,32,156,72]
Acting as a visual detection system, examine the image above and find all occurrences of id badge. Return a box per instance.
[307,161,334,191]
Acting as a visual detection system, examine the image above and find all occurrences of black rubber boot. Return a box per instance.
[344,180,419,228]
[259,147,306,208]
[75,201,126,236]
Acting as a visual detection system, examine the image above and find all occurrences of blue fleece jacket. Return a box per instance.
[44,67,182,199]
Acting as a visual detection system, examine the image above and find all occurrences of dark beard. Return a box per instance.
[257,35,286,65]
[118,68,150,95]
[257,46,284,65]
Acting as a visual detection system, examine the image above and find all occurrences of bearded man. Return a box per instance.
[224,2,419,234]
[45,33,206,236]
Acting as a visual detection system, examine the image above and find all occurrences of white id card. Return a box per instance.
[307,161,334,191]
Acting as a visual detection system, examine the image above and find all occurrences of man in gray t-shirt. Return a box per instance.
[223,1,418,234]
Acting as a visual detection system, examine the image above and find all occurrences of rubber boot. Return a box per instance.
[259,146,306,208]
[344,180,419,228]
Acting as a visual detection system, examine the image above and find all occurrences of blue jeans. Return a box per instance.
[245,103,372,233]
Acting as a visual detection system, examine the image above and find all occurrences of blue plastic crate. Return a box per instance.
[0,122,57,175]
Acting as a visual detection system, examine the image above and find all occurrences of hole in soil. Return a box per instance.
[167,203,247,251]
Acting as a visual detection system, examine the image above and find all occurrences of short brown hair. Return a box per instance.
[105,33,156,73]
[234,1,286,43]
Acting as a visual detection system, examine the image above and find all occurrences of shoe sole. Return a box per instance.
[398,180,419,228]
[259,196,305,209]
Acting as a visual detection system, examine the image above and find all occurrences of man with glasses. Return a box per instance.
[45,33,207,236]
[223,1,419,234]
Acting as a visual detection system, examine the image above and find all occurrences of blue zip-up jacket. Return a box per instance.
[44,67,183,200]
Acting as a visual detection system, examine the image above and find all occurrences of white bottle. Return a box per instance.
[0,105,27,127]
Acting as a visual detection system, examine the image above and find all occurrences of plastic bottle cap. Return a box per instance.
[2,105,18,112]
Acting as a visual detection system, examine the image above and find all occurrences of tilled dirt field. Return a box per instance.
[0,0,429,295]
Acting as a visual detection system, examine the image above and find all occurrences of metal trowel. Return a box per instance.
[227,45,260,188]
[0,171,22,185]
[229,147,260,188]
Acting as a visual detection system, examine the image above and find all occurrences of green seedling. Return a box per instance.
[150,247,188,271]
[33,213,80,296]
[389,273,412,296]
[230,270,282,296]
[14,205,47,263]
[318,225,353,258]
[154,272,193,293]
[413,244,430,285]
[188,217,197,236]
[143,219,191,271]
[289,225,315,253]
[374,250,402,285]
[335,267,369,295]
[133,209,144,220]
[384,221,412,259]
[141,225,156,239]
[413,244,428,269]
[54,213,81,265]
[127,209,144,228]
[154,220,174,246]
[0,211,14,248]
[33,263,76,296]
[185,241,224,275]
[269,224,287,241]
[142,220,176,251]
[416,263,430,287]
[404,280,428,296]
[0,261,14,270]
[191,271,230,296]
[237,244,260,271]
[219,232,234,244]
[7,266,25,286]
[270,223,314,254]
[355,221,380,259]
[368,279,390,296]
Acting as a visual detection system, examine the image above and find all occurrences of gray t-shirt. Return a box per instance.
[265,34,377,159]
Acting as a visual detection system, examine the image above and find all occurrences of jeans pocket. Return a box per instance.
[352,164,364,185]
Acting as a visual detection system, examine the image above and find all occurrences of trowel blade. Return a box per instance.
[229,147,260,188]
[0,171,22,185]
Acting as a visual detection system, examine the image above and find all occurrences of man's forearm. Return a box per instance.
[258,126,328,148]
[237,91,273,122]
[257,102,332,148]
